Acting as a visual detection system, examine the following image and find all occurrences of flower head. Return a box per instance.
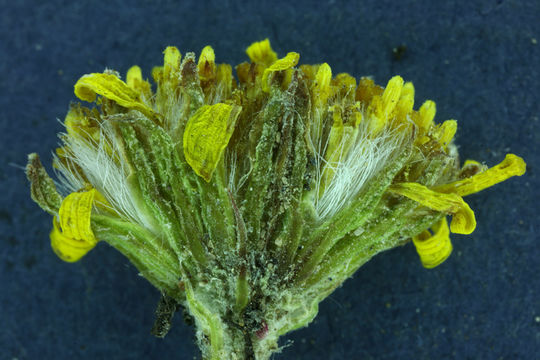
[27,39,526,360]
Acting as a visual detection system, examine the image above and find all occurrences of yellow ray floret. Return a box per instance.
[261,52,300,92]
[183,103,242,182]
[433,154,526,196]
[74,73,157,120]
[417,100,436,132]
[379,75,403,119]
[163,46,181,80]
[126,65,143,89]
[389,182,476,234]
[126,65,152,100]
[50,189,98,262]
[198,45,216,81]
[394,81,415,122]
[313,63,332,107]
[368,76,403,135]
[246,38,278,67]
[432,119,457,148]
[412,217,452,269]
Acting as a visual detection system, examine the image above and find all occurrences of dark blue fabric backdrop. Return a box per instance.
[1,0,538,359]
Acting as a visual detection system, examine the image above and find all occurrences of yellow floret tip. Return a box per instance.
[379,75,404,118]
[198,45,216,81]
[183,103,242,182]
[126,65,143,88]
[51,189,98,262]
[313,63,332,106]
[417,100,436,132]
[126,65,152,101]
[434,119,457,147]
[261,52,300,92]
[395,81,415,121]
[163,46,181,74]
[413,217,452,269]
[246,38,278,67]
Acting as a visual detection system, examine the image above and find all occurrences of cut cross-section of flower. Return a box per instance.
[26,39,527,360]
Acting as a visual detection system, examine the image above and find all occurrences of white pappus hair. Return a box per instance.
[53,120,157,233]
[313,114,407,220]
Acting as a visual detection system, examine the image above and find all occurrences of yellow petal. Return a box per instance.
[417,100,436,132]
[246,38,278,67]
[183,103,242,182]
[198,45,216,81]
[389,182,476,234]
[313,63,332,106]
[261,52,300,92]
[126,65,153,100]
[367,95,385,135]
[413,217,452,269]
[379,75,403,118]
[395,81,415,122]
[433,119,457,147]
[126,65,142,88]
[74,73,157,120]
[163,46,181,79]
[433,154,526,197]
[52,189,98,262]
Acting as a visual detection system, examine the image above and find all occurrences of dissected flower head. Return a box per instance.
[27,39,526,359]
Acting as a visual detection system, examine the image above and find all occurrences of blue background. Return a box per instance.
[1,0,538,359]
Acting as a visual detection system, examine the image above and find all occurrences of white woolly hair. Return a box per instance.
[53,120,156,232]
[312,112,407,220]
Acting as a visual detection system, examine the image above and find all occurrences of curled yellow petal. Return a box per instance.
[433,154,526,197]
[413,217,452,269]
[50,217,95,262]
[74,73,157,120]
[198,45,216,81]
[261,52,300,92]
[246,38,278,67]
[183,103,242,181]
[51,189,98,262]
[389,182,476,234]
